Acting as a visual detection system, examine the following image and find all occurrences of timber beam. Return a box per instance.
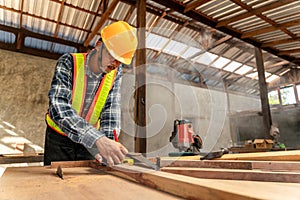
[90,161,300,200]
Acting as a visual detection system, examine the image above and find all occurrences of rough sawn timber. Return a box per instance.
[0,166,183,200]
[216,150,300,161]
[90,162,300,200]
[166,150,300,161]
[159,159,300,171]
[160,167,300,183]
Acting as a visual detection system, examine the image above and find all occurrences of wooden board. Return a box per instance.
[161,167,300,183]
[159,159,300,171]
[217,150,300,161]
[0,166,183,200]
[164,150,300,161]
[90,162,300,200]
[0,154,43,164]
[2,160,300,200]
[50,160,91,168]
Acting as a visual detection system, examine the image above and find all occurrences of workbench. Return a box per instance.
[1,150,300,200]
[0,166,182,200]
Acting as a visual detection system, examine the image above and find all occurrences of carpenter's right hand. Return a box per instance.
[94,136,128,167]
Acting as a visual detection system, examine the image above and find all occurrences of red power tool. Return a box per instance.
[169,119,203,156]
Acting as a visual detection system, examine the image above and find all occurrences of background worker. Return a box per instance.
[44,21,138,166]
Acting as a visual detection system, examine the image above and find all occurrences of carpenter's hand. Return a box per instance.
[94,136,128,167]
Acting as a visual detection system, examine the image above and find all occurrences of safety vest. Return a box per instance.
[46,53,117,136]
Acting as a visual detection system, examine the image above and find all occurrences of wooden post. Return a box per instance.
[134,0,147,154]
[255,47,272,138]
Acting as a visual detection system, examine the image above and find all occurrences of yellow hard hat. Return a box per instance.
[101,21,138,65]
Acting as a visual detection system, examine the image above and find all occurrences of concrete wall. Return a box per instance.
[120,71,262,156]
[0,49,55,152]
[0,49,298,156]
[229,106,300,148]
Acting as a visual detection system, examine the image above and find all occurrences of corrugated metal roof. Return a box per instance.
[0,0,299,97]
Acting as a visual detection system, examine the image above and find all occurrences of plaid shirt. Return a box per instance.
[47,52,122,151]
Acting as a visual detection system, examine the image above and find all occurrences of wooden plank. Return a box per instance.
[161,167,300,183]
[167,150,300,161]
[252,161,300,172]
[159,159,252,169]
[218,150,300,161]
[90,162,300,200]
[50,160,92,168]
[0,166,182,200]
[159,159,300,171]
[0,155,43,164]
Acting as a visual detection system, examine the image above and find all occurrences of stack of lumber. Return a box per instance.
[1,150,300,200]
[88,150,300,200]
[158,150,300,182]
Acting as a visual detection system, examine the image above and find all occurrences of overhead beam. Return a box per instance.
[50,0,100,15]
[0,41,62,59]
[0,24,92,58]
[84,0,103,44]
[216,0,296,27]
[150,0,299,65]
[173,34,232,67]
[124,5,136,21]
[184,0,211,13]
[53,0,65,37]
[51,0,65,52]
[265,60,290,70]
[0,24,91,50]
[278,48,300,56]
[84,0,120,47]
[19,0,24,27]
[147,11,167,34]
[154,21,190,58]
[230,0,296,38]
[0,4,98,36]
[242,18,300,39]
[261,37,300,47]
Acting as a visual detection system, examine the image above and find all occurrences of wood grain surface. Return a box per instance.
[90,162,300,200]
[0,166,183,200]
[165,150,300,161]
[161,167,300,183]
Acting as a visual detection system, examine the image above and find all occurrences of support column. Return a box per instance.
[134,0,147,153]
[255,47,272,138]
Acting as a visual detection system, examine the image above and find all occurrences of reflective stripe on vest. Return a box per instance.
[72,53,86,115]
[46,53,117,136]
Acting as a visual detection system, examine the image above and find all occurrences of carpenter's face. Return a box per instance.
[101,45,121,73]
